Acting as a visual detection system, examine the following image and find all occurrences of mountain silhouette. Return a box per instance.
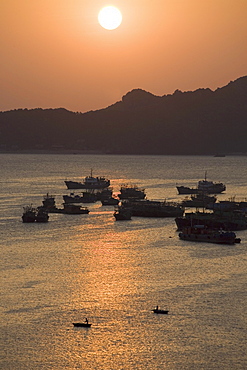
[0,76,246,155]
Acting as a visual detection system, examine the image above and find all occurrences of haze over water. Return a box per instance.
[1,154,246,369]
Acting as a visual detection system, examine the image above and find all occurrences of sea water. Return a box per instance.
[0,154,246,369]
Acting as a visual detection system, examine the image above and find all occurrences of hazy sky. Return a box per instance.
[1,0,246,113]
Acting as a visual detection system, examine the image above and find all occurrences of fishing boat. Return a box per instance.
[35,208,49,222]
[22,205,36,223]
[179,225,241,244]
[177,172,226,194]
[197,178,226,194]
[65,169,110,190]
[122,199,184,217]
[114,206,132,220]
[152,306,169,314]
[63,192,97,204]
[101,197,119,205]
[96,188,114,201]
[181,193,217,208]
[73,322,91,327]
[42,193,56,210]
[176,186,199,194]
[175,209,247,231]
[207,198,247,213]
[119,184,146,200]
[62,204,89,214]
[73,321,91,328]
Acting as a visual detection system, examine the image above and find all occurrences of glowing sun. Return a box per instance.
[98,6,122,30]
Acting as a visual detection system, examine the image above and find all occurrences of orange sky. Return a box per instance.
[1,0,247,112]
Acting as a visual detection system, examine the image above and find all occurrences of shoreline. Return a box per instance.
[0,150,246,156]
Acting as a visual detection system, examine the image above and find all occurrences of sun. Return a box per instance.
[98,6,122,30]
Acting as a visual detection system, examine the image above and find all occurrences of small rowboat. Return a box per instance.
[152,308,169,314]
[73,322,91,328]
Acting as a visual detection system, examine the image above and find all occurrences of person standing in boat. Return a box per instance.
[85,318,88,324]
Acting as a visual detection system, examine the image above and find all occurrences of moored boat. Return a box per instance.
[62,204,89,214]
[207,198,247,213]
[65,170,110,190]
[181,193,217,208]
[101,197,119,205]
[22,205,36,223]
[63,191,98,204]
[121,199,184,217]
[176,185,199,195]
[119,184,146,200]
[197,179,226,194]
[114,206,132,220]
[177,172,226,194]
[22,205,49,222]
[96,188,113,201]
[35,208,49,222]
[175,209,247,231]
[179,225,240,244]
[177,186,199,194]
[42,193,56,210]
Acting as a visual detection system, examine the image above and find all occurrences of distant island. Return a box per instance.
[0,76,246,155]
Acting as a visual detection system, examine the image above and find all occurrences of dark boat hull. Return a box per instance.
[177,186,199,194]
[114,212,132,220]
[123,200,184,218]
[179,232,238,244]
[131,208,184,218]
[65,180,110,190]
[153,309,169,314]
[73,323,91,327]
[101,198,119,205]
[22,215,36,223]
[175,213,247,231]
[177,185,225,195]
[119,186,146,200]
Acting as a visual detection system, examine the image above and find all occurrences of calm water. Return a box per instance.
[0,154,247,370]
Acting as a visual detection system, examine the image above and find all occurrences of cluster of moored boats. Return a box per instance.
[175,173,246,244]
[22,170,246,244]
[22,205,49,223]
